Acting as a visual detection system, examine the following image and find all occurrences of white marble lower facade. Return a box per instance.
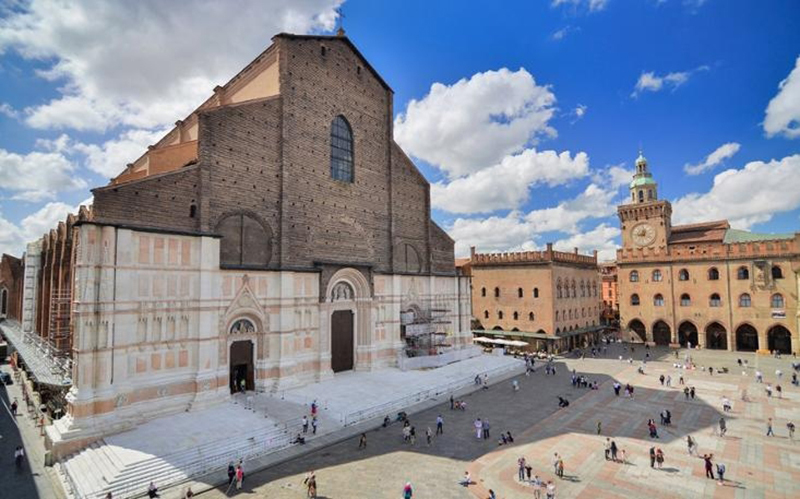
[45,223,471,458]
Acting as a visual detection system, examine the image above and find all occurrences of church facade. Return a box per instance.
[11,33,470,457]
[617,153,798,354]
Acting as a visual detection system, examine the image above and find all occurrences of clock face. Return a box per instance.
[631,222,656,247]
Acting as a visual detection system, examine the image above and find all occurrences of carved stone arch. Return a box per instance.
[214,210,273,267]
[220,275,268,364]
[325,267,370,302]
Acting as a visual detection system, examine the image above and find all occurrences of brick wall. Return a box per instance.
[0,254,24,321]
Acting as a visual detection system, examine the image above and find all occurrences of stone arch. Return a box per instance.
[215,210,273,267]
[325,267,370,303]
[396,242,422,273]
[705,321,727,350]
[678,321,698,347]
[652,320,671,346]
[628,319,646,342]
[767,324,792,354]
[0,286,7,317]
[493,325,504,331]
[735,323,759,352]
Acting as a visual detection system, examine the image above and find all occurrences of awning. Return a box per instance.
[0,320,72,387]
[473,337,528,347]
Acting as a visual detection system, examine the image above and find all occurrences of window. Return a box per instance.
[772,266,784,279]
[648,189,654,199]
[555,311,559,321]
[330,115,354,182]
[533,287,539,298]
[571,280,577,298]
[557,281,562,299]
[739,293,751,307]
[581,308,585,318]
[518,288,523,298]
[638,190,644,202]
[580,281,586,297]
[708,267,720,281]
[631,294,640,306]
[529,312,534,321]
[568,310,573,319]
[498,311,504,319]
[771,293,785,308]
[709,293,721,307]
[737,266,749,280]
[217,213,271,267]
[494,287,500,298]
[652,269,662,282]
[484,310,489,319]
[678,269,690,281]
[189,203,197,218]
[592,281,597,297]
[630,271,639,282]
[680,294,691,306]
[481,287,486,297]
[513,311,519,320]
[654,294,664,306]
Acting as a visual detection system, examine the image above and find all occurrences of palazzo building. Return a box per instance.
[465,245,603,352]
[0,31,471,457]
[599,262,619,327]
[617,152,799,353]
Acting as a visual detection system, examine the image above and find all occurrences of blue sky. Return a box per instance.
[1,0,799,260]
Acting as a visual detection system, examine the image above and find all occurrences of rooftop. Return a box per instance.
[723,228,796,244]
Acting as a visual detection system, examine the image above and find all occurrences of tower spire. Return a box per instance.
[629,149,658,204]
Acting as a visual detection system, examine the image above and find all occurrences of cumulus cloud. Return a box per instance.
[0,102,18,118]
[0,147,87,201]
[71,128,170,178]
[524,183,618,233]
[0,201,82,256]
[394,68,557,178]
[631,65,708,97]
[551,26,580,41]
[551,0,610,12]
[683,142,741,175]
[0,0,342,132]
[431,149,589,213]
[764,55,800,139]
[553,223,620,261]
[673,154,800,229]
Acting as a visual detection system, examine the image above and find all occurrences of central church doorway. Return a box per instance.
[331,310,354,373]
[229,340,254,393]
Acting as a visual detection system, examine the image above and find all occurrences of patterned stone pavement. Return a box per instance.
[197,345,799,498]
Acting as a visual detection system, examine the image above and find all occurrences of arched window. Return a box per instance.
[498,310,504,320]
[709,293,721,307]
[638,190,644,202]
[652,269,662,282]
[513,311,519,320]
[771,293,785,308]
[0,287,7,316]
[518,287,523,298]
[772,265,783,279]
[484,310,489,319]
[528,312,534,321]
[630,271,639,282]
[654,294,664,306]
[533,287,539,298]
[631,294,640,306]
[580,281,586,297]
[648,189,654,199]
[568,310,573,319]
[680,293,691,306]
[737,266,749,280]
[555,311,559,321]
[678,269,690,281]
[481,287,486,297]
[217,213,271,267]
[592,281,597,297]
[739,293,751,307]
[571,280,577,298]
[330,115,354,182]
[556,281,562,299]
[708,267,720,281]
[494,287,500,298]
[581,308,585,317]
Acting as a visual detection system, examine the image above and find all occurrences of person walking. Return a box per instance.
[552,453,560,476]
[517,456,527,481]
[303,471,317,498]
[450,394,454,410]
[716,462,726,485]
[767,418,774,436]
[147,482,160,498]
[556,457,564,479]
[597,421,602,435]
[687,435,696,456]
[655,448,664,469]
[235,463,244,491]
[531,475,543,499]
[666,375,672,387]
[690,386,696,399]
[403,482,413,498]
[302,415,309,434]
[14,446,25,469]
[610,440,618,462]
[409,426,416,445]
[311,416,317,435]
[703,454,715,479]
[435,414,444,435]
[426,427,433,446]
[483,419,491,439]
[649,447,656,468]
[474,418,483,439]
[227,462,236,484]
[546,481,556,499]
[787,421,796,440]
[604,438,612,460]
[358,432,367,449]
[659,374,665,386]
[719,417,727,437]
[10,399,17,416]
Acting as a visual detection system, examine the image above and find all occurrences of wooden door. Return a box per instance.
[331,310,354,373]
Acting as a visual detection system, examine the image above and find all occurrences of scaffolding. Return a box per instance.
[49,288,72,355]
[401,307,451,357]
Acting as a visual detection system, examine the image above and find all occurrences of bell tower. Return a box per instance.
[617,150,672,251]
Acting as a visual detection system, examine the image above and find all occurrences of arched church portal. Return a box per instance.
[229,339,254,393]
[331,310,354,372]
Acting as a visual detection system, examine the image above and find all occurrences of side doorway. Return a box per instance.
[229,340,254,393]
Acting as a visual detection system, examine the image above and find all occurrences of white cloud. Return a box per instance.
[72,128,169,178]
[394,68,557,178]
[683,142,741,175]
[551,26,581,41]
[604,164,635,189]
[673,154,800,229]
[0,102,18,118]
[524,183,617,233]
[553,223,620,261]
[0,201,81,256]
[449,211,539,257]
[764,55,800,139]
[631,66,708,97]
[0,147,87,200]
[552,0,610,12]
[431,149,589,213]
[0,0,342,132]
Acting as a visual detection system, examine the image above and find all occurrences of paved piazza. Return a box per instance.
[197,344,799,499]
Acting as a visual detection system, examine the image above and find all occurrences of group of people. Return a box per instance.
[571,372,599,390]
[603,438,626,463]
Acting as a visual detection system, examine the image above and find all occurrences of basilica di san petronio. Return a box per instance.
[1,4,799,499]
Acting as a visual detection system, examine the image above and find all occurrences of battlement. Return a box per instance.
[470,243,597,267]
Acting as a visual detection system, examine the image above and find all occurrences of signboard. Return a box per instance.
[771,310,786,319]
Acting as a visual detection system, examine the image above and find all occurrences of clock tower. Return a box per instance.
[617,151,672,251]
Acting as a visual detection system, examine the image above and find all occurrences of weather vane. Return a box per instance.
[335,6,346,36]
